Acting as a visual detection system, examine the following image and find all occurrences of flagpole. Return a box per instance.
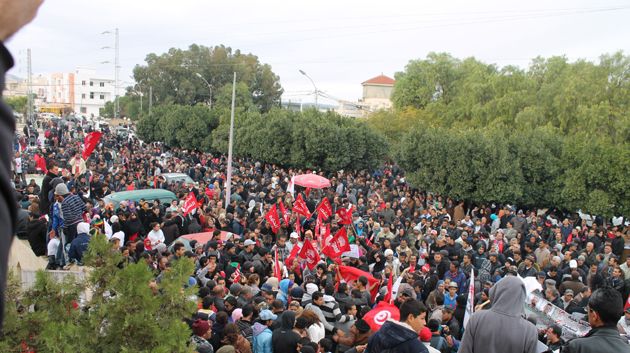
[225,72,236,208]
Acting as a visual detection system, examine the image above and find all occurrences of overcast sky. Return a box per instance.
[5,0,630,105]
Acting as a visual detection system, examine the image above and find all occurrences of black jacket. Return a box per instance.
[366,320,428,353]
[27,218,48,257]
[563,326,629,353]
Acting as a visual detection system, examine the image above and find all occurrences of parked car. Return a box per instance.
[169,231,239,252]
[103,189,177,210]
[161,172,194,185]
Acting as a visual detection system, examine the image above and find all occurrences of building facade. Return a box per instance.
[360,74,395,111]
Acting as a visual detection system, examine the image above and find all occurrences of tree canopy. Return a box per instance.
[385,52,630,217]
[132,44,283,113]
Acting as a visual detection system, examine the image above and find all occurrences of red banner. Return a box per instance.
[293,194,311,218]
[82,131,103,160]
[336,206,353,225]
[182,192,198,216]
[264,204,281,234]
[279,201,290,225]
[316,197,333,220]
[298,239,320,270]
[363,301,400,332]
[338,265,380,301]
[322,227,350,259]
[285,244,300,267]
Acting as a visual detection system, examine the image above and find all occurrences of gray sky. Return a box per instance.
[6,0,630,106]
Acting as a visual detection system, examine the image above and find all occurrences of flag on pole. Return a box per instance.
[292,194,311,218]
[279,201,290,225]
[264,204,281,234]
[287,176,295,197]
[298,240,320,270]
[390,274,404,303]
[182,192,198,216]
[338,265,380,301]
[322,227,351,260]
[336,207,353,225]
[316,197,333,220]
[294,216,301,237]
[383,274,394,303]
[82,131,103,160]
[463,268,475,329]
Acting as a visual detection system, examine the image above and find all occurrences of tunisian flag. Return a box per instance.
[264,204,281,234]
[298,239,320,270]
[316,198,333,220]
[363,301,400,332]
[82,131,103,160]
[293,194,311,218]
[182,192,198,216]
[322,227,351,260]
[338,265,380,301]
[279,201,291,225]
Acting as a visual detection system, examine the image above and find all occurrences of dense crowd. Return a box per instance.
[12,118,630,353]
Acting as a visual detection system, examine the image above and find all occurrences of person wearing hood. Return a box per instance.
[277,278,293,307]
[366,299,428,353]
[68,222,91,265]
[271,310,300,353]
[252,309,276,353]
[459,276,537,353]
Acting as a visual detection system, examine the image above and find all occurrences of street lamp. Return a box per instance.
[299,69,318,110]
[195,73,212,109]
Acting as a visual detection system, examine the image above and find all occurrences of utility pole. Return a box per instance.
[26,49,33,124]
[224,72,236,207]
[149,85,152,114]
[114,28,120,119]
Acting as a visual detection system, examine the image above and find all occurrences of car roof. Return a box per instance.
[103,189,177,203]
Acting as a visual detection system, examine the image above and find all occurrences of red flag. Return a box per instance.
[315,212,322,241]
[625,293,630,311]
[285,244,300,267]
[182,192,198,216]
[153,175,158,189]
[338,265,380,301]
[34,153,47,174]
[82,131,103,160]
[363,301,400,332]
[336,207,353,225]
[264,204,281,234]
[322,227,351,260]
[279,201,290,225]
[274,247,282,281]
[293,194,311,218]
[383,273,394,303]
[298,239,320,270]
[316,197,333,220]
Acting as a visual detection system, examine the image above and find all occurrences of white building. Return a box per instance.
[334,74,395,118]
[43,67,115,117]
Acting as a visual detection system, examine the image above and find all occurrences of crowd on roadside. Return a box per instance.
[11,118,630,353]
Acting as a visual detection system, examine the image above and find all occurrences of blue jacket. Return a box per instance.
[252,322,273,353]
[366,320,428,353]
[68,232,90,262]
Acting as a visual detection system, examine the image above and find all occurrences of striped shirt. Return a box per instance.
[61,194,85,226]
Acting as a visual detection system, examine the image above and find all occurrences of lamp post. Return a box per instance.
[195,73,212,109]
[225,72,236,207]
[101,28,120,119]
[299,69,318,110]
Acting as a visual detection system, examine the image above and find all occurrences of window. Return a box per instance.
[100,94,105,100]
[90,81,93,86]
[90,92,94,99]
[82,80,86,86]
[80,107,87,113]
[81,93,86,99]
[100,82,105,87]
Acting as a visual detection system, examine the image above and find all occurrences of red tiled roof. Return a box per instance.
[362,74,395,86]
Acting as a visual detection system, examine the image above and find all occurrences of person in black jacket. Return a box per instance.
[27,212,47,256]
[366,299,429,353]
[38,159,58,215]
[0,0,44,330]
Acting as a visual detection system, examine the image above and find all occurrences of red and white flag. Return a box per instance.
[316,197,333,220]
[82,131,103,160]
[279,201,291,225]
[383,273,394,303]
[294,216,301,237]
[285,244,300,267]
[293,194,311,218]
[264,204,281,234]
[336,207,353,225]
[625,293,630,311]
[363,301,400,332]
[182,192,198,216]
[298,239,320,270]
[322,227,351,260]
[463,267,475,329]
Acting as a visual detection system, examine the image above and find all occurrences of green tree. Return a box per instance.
[5,95,27,115]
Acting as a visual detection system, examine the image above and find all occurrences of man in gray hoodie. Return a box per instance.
[459,275,538,353]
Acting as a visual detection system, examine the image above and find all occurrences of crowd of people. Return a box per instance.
[11,118,630,353]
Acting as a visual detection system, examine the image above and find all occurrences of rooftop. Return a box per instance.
[362,74,395,86]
